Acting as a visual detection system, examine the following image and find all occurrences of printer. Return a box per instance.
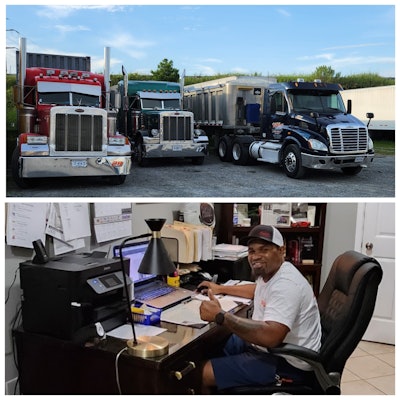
[20,253,130,341]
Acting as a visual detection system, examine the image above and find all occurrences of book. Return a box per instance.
[300,236,315,264]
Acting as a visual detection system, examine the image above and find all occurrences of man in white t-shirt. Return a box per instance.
[198,225,321,393]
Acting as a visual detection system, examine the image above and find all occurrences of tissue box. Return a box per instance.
[131,303,161,325]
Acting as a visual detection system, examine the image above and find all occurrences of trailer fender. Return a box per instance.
[232,135,254,165]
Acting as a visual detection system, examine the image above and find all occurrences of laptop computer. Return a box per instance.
[112,240,193,310]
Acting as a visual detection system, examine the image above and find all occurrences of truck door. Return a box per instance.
[269,91,289,128]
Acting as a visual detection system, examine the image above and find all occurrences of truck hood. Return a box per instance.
[294,112,366,129]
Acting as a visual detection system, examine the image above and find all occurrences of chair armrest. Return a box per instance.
[270,343,341,394]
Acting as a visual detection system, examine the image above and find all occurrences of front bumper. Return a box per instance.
[302,152,374,170]
[143,143,208,159]
[19,156,131,178]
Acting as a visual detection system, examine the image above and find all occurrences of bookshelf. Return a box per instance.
[213,203,326,296]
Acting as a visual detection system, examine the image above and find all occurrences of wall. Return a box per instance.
[321,203,359,287]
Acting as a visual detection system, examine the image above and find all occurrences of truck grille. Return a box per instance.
[328,126,368,154]
[162,115,192,141]
[54,113,103,152]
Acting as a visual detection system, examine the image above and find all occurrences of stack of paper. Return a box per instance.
[160,296,240,327]
[212,243,248,261]
[161,221,213,264]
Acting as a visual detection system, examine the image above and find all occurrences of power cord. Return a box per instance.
[115,347,128,394]
[5,266,20,304]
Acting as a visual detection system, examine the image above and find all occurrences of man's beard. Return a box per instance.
[252,266,263,279]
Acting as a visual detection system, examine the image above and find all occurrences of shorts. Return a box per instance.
[211,334,311,390]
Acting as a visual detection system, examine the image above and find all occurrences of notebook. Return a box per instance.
[112,241,193,310]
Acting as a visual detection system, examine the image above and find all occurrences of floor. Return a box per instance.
[341,341,395,395]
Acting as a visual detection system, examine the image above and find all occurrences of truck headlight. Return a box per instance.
[194,128,205,138]
[308,138,328,152]
[368,137,374,151]
[109,136,128,145]
[27,135,48,144]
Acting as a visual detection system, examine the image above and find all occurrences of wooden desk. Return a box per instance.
[14,305,250,394]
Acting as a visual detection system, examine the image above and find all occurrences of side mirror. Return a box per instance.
[366,112,374,128]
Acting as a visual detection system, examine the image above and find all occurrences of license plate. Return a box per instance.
[71,160,87,168]
[354,156,364,163]
[172,144,183,151]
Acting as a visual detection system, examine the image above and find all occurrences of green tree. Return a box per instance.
[151,59,180,82]
[311,65,341,82]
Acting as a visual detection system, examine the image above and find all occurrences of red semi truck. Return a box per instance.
[11,38,131,188]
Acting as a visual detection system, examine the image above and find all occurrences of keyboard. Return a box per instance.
[138,285,175,301]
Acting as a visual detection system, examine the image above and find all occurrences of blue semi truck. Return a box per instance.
[184,77,374,178]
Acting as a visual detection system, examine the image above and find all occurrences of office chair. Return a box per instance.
[219,250,383,395]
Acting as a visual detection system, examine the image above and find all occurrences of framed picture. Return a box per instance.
[260,203,291,227]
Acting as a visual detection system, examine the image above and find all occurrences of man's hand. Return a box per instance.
[199,289,222,322]
[196,281,222,295]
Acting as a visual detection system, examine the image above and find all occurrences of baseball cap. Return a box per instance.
[240,225,284,247]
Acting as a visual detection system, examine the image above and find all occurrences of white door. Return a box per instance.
[355,203,395,344]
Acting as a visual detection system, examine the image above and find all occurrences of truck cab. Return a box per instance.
[11,40,131,188]
[115,80,208,166]
[246,80,375,178]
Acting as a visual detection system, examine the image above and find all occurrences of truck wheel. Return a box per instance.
[11,146,39,188]
[192,156,204,165]
[218,136,233,162]
[134,143,148,167]
[282,144,306,179]
[341,166,363,175]
[232,140,250,165]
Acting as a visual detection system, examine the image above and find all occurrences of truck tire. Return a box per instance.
[217,136,233,162]
[282,144,306,179]
[232,139,250,165]
[341,166,363,175]
[11,146,39,188]
[134,142,148,167]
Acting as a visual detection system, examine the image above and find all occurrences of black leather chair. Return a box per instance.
[220,250,383,395]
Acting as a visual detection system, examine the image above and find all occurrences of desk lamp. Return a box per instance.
[138,218,177,276]
[118,218,175,358]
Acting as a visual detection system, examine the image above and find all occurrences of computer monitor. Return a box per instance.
[113,241,155,285]
[113,237,179,284]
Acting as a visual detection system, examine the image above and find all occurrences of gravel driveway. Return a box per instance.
[6,153,395,198]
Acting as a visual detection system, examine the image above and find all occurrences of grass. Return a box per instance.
[373,139,395,156]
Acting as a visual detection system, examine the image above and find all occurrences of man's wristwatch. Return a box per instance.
[215,311,226,325]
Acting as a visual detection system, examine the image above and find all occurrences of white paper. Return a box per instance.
[45,204,65,241]
[59,203,91,241]
[107,323,166,340]
[93,203,132,243]
[161,297,240,327]
[6,203,48,249]
[53,237,85,255]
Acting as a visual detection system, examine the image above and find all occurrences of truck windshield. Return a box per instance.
[38,92,100,107]
[142,98,180,110]
[288,90,346,114]
[163,99,180,109]
[72,93,100,107]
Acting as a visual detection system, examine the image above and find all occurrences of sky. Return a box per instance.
[5,2,396,78]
